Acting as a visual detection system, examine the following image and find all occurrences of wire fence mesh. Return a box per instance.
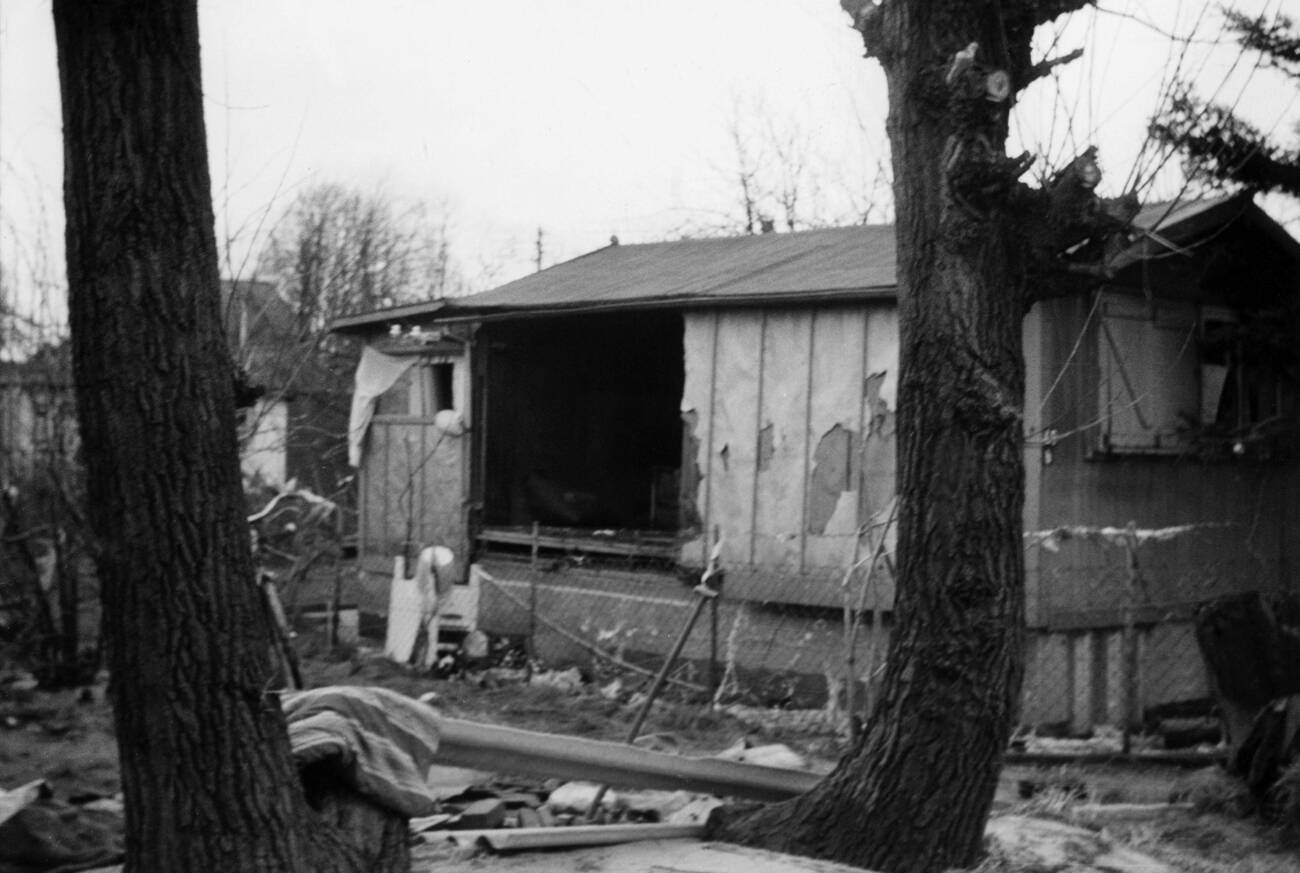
[6,488,1282,754]
[350,524,1286,750]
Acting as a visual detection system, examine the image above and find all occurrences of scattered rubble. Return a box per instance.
[529,667,585,693]
[986,815,1176,873]
[0,780,125,872]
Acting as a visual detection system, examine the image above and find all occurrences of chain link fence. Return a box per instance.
[338,518,1291,752]
[1023,525,1280,750]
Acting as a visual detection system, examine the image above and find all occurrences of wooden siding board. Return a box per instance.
[804,306,870,569]
[679,313,716,563]
[752,309,814,572]
[749,312,769,566]
[708,310,764,569]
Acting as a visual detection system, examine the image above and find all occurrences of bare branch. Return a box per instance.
[1024,47,1085,87]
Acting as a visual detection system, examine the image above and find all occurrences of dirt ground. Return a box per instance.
[3,638,1298,873]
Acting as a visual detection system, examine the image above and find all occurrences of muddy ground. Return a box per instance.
[2,637,1297,873]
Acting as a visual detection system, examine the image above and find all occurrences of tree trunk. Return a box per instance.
[53,3,399,871]
[711,4,1095,871]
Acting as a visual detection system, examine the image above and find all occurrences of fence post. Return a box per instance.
[1121,521,1141,754]
[709,589,719,697]
[330,507,344,647]
[843,529,862,744]
[528,521,539,666]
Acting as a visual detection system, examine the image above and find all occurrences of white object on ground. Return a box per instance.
[665,796,724,824]
[546,781,623,814]
[713,740,808,771]
[384,555,422,662]
[986,814,1177,873]
[530,666,584,692]
[0,779,46,827]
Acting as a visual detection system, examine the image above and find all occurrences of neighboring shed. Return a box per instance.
[1,280,347,495]
[226,278,355,499]
[0,346,76,486]
[337,193,1300,728]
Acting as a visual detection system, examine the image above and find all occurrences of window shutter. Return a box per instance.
[1098,294,1198,452]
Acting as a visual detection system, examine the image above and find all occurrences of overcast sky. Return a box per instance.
[1,0,1296,316]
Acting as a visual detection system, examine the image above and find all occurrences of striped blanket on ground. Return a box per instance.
[282,685,447,819]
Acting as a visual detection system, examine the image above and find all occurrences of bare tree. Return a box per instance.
[256,184,463,336]
[227,183,464,497]
[716,99,894,235]
[713,4,1135,871]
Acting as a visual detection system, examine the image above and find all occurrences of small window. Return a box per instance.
[1097,294,1298,456]
[374,361,456,419]
[431,363,455,412]
[1200,310,1295,433]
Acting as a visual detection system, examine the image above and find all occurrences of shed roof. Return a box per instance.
[455,224,898,315]
[332,192,1295,332]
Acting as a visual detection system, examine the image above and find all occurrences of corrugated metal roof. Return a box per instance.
[329,193,1297,331]
[458,225,897,315]
[1131,195,1235,233]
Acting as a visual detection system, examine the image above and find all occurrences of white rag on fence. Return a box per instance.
[347,345,415,467]
[1024,522,1229,552]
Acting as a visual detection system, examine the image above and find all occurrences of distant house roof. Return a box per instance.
[331,192,1297,332]
[222,279,345,395]
[224,279,295,349]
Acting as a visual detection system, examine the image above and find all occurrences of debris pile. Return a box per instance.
[0,780,124,872]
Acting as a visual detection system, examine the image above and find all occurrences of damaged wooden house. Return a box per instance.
[332,192,1300,733]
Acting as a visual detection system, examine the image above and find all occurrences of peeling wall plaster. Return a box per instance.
[681,303,899,576]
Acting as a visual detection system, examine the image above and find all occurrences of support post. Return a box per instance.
[1121,521,1140,754]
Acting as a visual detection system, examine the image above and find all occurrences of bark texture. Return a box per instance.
[714,3,1092,871]
[53,3,397,871]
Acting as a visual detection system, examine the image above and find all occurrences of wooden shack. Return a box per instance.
[335,193,1300,729]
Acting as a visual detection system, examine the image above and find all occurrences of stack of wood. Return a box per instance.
[1194,591,1300,825]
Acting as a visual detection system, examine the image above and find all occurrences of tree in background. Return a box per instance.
[714,100,894,236]
[1,201,90,685]
[255,183,464,340]
[713,3,1135,871]
[54,2,400,869]
[1151,11,1300,198]
[228,183,463,499]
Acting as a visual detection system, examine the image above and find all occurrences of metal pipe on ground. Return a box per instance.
[432,717,820,801]
[429,823,707,852]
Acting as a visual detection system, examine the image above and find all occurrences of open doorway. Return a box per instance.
[478,310,685,546]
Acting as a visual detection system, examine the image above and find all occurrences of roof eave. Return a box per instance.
[329,299,447,334]
[1111,192,1300,272]
[419,286,899,325]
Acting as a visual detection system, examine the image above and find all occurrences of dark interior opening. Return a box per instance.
[432,362,455,412]
[480,310,684,532]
